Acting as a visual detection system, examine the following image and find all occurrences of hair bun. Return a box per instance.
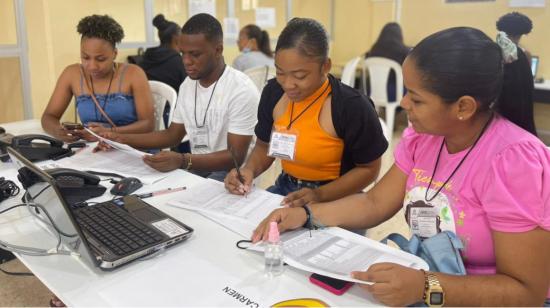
[152,14,168,30]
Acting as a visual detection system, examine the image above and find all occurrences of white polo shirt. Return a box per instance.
[171,65,260,154]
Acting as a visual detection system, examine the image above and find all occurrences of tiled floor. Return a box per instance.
[1,102,549,306]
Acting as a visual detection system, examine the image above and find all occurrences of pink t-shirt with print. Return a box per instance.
[394,115,550,296]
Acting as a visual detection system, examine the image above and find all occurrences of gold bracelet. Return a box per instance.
[183,153,192,170]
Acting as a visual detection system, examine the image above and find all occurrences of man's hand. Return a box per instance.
[224,167,254,195]
[143,151,185,172]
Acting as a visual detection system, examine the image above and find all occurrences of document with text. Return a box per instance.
[168,179,283,237]
[84,128,151,158]
[41,145,174,184]
[249,228,429,284]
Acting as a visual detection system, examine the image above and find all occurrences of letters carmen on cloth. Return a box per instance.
[381,231,466,275]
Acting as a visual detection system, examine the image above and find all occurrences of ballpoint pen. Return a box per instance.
[136,186,186,199]
[229,147,247,196]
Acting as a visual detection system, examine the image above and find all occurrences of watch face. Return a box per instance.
[430,292,444,305]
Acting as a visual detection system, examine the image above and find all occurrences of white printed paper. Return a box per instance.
[84,128,151,158]
[224,18,240,41]
[189,0,216,17]
[255,7,276,28]
[509,0,545,7]
[152,219,188,237]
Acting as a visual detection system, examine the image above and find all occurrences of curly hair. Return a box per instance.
[77,15,125,47]
[496,12,533,36]
[181,13,222,43]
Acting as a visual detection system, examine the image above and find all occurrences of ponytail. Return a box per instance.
[494,47,537,136]
[259,30,273,58]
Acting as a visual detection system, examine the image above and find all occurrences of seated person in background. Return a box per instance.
[253,27,550,306]
[99,13,259,182]
[225,18,387,207]
[365,22,410,101]
[497,11,533,63]
[232,24,274,72]
[41,14,155,143]
[139,14,187,93]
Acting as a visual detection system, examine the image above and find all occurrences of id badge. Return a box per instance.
[268,126,298,161]
[406,201,441,238]
[192,126,209,149]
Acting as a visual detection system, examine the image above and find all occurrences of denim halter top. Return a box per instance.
[75,64,138,127]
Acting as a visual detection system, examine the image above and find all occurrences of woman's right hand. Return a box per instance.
[54,126,80,143]
[251,207,307,242]
[224,167,254,195]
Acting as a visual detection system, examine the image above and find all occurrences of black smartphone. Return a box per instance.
[62,122,84,130]
[309,273,354,295]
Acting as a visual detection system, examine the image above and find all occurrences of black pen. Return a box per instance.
[229,147,247,195]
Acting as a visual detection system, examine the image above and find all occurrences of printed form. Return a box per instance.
[249,228,428,284]
[169,179,283,237]
[41,146,174,184]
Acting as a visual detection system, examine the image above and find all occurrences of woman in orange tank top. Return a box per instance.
[225,18,388,208]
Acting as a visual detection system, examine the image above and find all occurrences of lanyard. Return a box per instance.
[286,81,330,130]
[424,114,494,202]
[194,65,226,128]
[90,65,115,123]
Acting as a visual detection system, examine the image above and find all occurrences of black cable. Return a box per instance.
[0,264,34,277]
[0,177,20,202]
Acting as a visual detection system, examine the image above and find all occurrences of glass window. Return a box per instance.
[0,57,24,122]
[0,0,17,45]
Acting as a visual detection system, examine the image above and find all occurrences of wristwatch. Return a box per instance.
[422,270,444,306]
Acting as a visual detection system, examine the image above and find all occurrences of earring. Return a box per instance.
[458,116,464,120]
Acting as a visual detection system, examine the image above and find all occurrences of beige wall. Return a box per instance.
[0,57,24,123]
[1,0,549,123]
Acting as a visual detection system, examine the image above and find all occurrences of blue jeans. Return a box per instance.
[267,173,365,235]
[266,173,326,196]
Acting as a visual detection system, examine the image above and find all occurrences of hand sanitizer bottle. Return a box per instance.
[264,222,284,277]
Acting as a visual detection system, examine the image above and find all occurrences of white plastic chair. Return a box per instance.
[148,80,177,131]
[362,57,404,138]
[379,117,389,143]
[244,65,276,93]
[340,56,362,87]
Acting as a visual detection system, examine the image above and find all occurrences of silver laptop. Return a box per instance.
[8,147,193,270]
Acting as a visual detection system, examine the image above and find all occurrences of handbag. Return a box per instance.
[381,231,466,275]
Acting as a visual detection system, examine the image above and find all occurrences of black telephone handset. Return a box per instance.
[47,168,101,187]
[10,134,71,162]
[17,167,106,205]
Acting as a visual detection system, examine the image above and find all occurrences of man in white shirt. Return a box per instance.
[100,13,259,180]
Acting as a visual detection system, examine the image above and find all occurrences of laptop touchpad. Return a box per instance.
[132,208,163,222]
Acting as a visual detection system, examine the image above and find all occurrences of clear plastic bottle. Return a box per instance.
[264,222,284,277]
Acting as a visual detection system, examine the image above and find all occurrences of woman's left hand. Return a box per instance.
[282,188,321,207]
[351,263,425,307]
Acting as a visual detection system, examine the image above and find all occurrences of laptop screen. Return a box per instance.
[531,56,539,77]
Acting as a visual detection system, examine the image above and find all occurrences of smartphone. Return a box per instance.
[309,273,354,295]
[62,122,84,130]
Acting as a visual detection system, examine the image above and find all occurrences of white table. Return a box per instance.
[0,120,381,306]
[535,80,550,91]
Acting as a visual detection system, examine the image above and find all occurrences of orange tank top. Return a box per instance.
[273,79,344,181]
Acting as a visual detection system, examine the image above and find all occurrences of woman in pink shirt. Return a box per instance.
[252,27,550,306]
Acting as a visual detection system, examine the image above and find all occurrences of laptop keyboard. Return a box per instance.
[75,202,164,256]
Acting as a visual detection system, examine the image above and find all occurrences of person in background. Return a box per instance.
[99,13,259,182]
[365,22,410,101]
[232,24,274,72]
[41,14,154,143]
[139,14,187,93]
[225,18,387,208]
[139,14,189,151]
[253,27,550,306]
[496,11,533,63]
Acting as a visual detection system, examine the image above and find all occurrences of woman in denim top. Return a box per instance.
[42,14,154,142]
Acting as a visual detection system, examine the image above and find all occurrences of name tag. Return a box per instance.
[192,126,209,149]
[407,201,441,238]
[268,127,298,161]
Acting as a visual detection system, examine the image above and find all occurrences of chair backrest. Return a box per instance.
[244,65,276,93]
[378,117,389,142]
[362,57,404,106]
[340,56,362,87]
[148,80,177,130]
